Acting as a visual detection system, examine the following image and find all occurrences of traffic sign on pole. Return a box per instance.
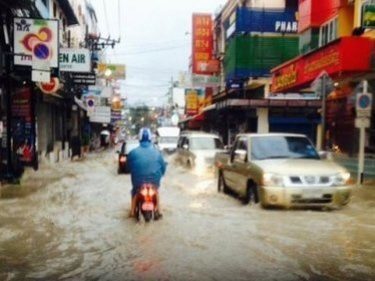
[356,91,373,118]
[356,80,373,186]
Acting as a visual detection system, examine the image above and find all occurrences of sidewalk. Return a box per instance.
[0,151,94,199]
[333,153,375,180]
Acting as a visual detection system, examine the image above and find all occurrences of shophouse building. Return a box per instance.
[0,0,99,180]
[271,0,375,154]
[183,0,323,146]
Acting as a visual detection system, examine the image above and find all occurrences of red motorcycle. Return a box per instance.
[135,183,160,222]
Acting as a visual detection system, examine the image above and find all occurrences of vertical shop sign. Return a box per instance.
[11,87,36,165]
[205,87,213,107]
[192,14,218,74]
[185,89,199,115]
[197,89,205,113]
[14,18,59,67]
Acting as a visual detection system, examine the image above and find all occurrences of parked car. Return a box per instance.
[117,139,139,174]
[176,131,225,169]
[215,133,353,208]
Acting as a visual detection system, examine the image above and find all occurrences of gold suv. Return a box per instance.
[215,133,353,208]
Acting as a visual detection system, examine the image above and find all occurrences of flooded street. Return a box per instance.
[0,150,374,281]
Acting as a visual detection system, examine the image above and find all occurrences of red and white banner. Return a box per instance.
[192,14,218,75]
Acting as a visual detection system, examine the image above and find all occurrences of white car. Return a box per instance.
[156,127,180,154]
[176,131,225,169]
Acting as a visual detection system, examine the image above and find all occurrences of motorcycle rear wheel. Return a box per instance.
[143,211,153,222]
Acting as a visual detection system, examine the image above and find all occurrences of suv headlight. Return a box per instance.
[331,172,351,186]
[263,173,284,187]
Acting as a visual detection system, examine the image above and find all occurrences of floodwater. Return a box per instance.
[0,150,374,281]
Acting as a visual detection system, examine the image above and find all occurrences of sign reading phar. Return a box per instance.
[275,21,297,33]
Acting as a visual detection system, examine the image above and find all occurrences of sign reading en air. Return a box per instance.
[59,48,91,72]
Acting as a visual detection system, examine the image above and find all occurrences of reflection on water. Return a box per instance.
[0,151,374,281]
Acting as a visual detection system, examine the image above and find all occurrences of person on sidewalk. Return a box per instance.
[70,135,81,161]
[127,127,167,219]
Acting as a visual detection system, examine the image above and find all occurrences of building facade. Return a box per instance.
[182,0,323,146]
[271,0,375,154]
[0,0,101,180]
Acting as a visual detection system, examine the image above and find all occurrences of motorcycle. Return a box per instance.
[135,183,160,222]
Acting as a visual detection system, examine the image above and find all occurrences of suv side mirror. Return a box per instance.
[319,151,332,160]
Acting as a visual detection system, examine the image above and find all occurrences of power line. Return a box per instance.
[126,66,182,73]
[120,37,189,48]
[122,84,170,88]
[108,44,189,56]
[118,0,121,39]
[102,0,110,35]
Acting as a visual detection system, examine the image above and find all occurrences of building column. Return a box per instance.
[257,108,269,133]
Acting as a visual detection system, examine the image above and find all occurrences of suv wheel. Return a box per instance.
[243,181,259,205]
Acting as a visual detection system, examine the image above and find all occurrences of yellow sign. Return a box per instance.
[304,51,340,74]
[185,89,198,115]
[97,63,126,79]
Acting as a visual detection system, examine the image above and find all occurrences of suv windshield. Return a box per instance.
[190,137,224,150]
[251,136,319,160]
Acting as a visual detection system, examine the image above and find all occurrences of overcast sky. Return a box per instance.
[90,0,227,107]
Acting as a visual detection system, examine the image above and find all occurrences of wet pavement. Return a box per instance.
[0,150,374,281]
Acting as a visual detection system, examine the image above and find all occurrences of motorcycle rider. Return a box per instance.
[127,127,167,219]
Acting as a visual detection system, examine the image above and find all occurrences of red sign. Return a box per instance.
[11,87,36,165]
[192,14,216,75]
[11,87,32,120]
[37,77,60,94]
[298,0,340,32]
[271,37,374,93]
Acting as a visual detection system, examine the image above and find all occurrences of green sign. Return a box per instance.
[362,4,375,28]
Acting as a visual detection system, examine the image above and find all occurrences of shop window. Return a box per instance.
[319,18,338,47]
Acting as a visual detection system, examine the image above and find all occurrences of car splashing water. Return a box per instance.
[0,150,374,281]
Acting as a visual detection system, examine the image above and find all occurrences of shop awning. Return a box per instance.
[216,98,322,109]
[179,104,216,124]
[270,36,375,93]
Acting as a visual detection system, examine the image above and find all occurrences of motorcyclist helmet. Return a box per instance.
[138,127,152,142]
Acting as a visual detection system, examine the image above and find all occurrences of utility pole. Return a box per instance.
[2,50,13,180]
[321,73,327,150]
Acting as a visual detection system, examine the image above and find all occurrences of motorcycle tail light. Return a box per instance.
[148,188,156,197]
[140,188,148,197]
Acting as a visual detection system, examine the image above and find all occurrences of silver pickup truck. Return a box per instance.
[215,133,353,208]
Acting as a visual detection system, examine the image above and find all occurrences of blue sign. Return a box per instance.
[233,7,298,35]
[358,95,371,109]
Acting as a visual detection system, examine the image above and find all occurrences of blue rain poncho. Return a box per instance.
[127,141,167,196]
